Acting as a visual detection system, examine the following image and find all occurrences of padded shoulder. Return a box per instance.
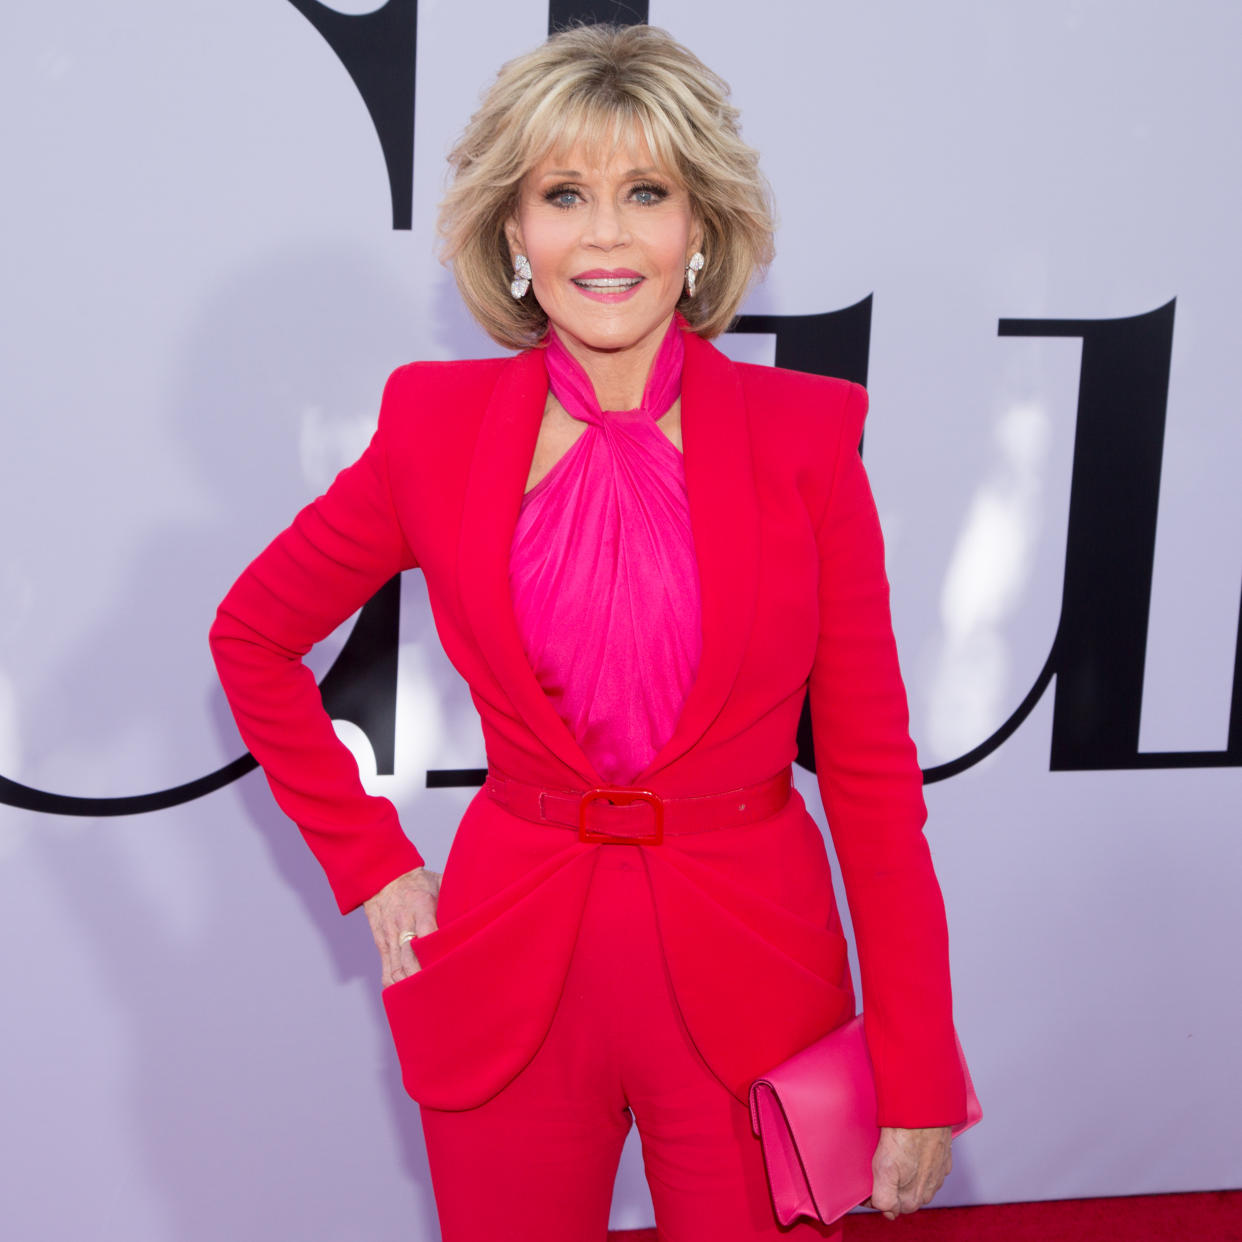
[732,360,870,524]
[734,361,867,442]
[379,355,510,423]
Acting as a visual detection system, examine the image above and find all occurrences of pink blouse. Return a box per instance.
[508,319,701,784]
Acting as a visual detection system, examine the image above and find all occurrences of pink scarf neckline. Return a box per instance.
[543,316,685,427]
[512,313,700,783]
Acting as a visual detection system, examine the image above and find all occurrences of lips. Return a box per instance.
[571,268,644,292]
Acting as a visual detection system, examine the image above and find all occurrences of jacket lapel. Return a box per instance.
[640,330,760,780]
[457,331,760,789]
[456,349,601,784]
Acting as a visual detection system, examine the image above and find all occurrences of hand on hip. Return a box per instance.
[364,867,441,986]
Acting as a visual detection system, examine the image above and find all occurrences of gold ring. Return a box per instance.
[398,930,418,946]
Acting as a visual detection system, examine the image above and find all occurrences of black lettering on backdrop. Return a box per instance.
[0,757,259,818]
[0,576,402,816]
[286,0,644,231]
[548,1,648,33]
[924,300,1241,781]
[318,574,402,775]
[734,300,873,387]
[1026,302,1176,771]
[286,0,418,230]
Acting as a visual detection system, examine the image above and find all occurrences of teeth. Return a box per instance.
[574,277,641,288]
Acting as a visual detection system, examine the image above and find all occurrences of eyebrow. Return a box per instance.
[536,166,663,179]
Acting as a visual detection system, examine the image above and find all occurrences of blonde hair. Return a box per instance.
[438,24,775,349]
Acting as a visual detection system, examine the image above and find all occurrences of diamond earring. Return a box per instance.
[510,254,532,300]
[684,251,705,298]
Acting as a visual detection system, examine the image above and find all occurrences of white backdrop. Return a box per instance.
[2,3,1240,1239]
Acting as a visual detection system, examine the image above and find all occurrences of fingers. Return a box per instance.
[411,889,439,939]
[396,929,421,980]
[869,1170,930,1220]
[868,1150,902,1219]
[386,918,427,985]
[380,932,406,988]
[867,1175,900,1221]
[871,1127,952,1218]
[399,895,440,976]
[362,872,442,987]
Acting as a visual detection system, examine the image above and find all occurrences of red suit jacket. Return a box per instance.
[209,327,967,1126]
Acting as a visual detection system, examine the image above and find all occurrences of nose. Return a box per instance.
[583,197,629,250]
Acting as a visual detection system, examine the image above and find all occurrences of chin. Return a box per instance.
[553,310,674,355]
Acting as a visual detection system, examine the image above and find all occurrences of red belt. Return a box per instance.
[483,767,792,845]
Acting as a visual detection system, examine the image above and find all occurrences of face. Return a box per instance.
[505,132,701,368]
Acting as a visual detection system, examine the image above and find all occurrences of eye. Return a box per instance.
[544,185,581,209]
[630,181,670,206]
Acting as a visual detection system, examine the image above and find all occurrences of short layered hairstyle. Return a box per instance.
[439,24,775,349]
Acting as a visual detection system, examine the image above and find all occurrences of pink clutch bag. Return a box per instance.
[748,1015,982,1227]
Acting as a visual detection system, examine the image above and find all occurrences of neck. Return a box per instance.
[551,317,675,410]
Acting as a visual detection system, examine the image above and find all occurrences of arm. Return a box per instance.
[807,382,965,1211]
[209,366,425,915]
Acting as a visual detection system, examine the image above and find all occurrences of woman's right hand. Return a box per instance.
[362,866,441,986]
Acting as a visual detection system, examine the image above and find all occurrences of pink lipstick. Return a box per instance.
[571,268,645,302]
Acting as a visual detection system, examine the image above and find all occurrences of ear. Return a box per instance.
[504,214,524,262]
[689,214,705,260]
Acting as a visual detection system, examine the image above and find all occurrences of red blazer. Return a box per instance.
[210,327,966,1126]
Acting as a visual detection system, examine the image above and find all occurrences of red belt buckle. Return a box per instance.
[577,787,665,845]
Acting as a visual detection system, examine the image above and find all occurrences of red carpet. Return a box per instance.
[606,1190,1242,1241]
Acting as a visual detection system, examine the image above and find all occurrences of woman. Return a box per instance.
[210,23,967,1242]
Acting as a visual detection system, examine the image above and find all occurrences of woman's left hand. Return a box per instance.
[867,1125,953,1219]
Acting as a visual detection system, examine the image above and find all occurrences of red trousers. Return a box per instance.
[419,845,841,1242]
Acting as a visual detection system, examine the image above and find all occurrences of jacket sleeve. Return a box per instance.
[209,366,424,914]
[807,381,967,1127]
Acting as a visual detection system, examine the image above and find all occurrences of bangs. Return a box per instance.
[515,86,680,182]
